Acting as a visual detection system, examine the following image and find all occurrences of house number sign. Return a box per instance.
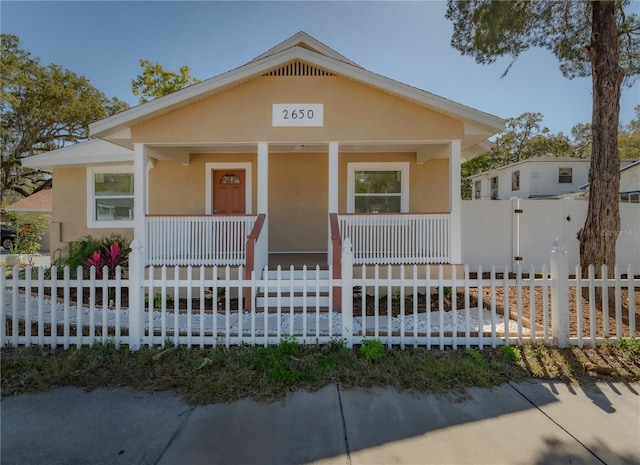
[272,104,324,127]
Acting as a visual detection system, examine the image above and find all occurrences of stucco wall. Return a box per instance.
[269,152,328,252]
[52,72,460,256]
[131,75,464,144]
[51,167,133,255]
[338,154,449,213]
[148,151,449,252]
[149,154,258,215]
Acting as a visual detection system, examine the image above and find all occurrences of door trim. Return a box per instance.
[205,162,252,214]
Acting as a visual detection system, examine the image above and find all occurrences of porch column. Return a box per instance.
[328,142,341,311]
[328,142,339,251]
[257,142,269,266]
[449,140,462,264]
[133,143,149,249]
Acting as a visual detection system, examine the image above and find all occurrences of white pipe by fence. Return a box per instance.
[550,238,569,348]
[341,238,354,348]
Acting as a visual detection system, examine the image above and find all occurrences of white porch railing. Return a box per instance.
[338,213,450,264]
[146,215,257,266]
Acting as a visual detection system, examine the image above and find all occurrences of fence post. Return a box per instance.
[341,238,354,348]
[550,238,569,348]
[128,239,144,350]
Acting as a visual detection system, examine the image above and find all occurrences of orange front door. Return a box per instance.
[213,170,246,214]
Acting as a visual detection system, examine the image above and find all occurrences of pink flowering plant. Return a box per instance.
[58,234,130,279]
[86,242,122,279]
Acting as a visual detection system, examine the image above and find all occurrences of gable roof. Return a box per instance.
[90,32,504,146]
[580,159,640,192]
[21,139,133,172]
[4,189,52,213]
[249,31,361,67]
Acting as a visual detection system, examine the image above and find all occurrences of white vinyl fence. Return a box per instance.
[2,240,638,350]
[462,199,640,270]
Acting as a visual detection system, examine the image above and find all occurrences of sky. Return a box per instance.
[1,0,639,138]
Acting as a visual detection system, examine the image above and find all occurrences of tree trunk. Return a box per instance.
[578,1,624,278]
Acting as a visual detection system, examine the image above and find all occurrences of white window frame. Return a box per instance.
[559,167,573,184]
[87,165,135,229]
[347,162,409,213]
[491,176,499,200]
[205,162,252,214]
[511,170,520,191]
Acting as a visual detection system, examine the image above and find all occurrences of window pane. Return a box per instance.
[95,198,134,221]
[559,168,572,183]
[355,195,401,213]
[95,173,134,195]
[355,171,401,194]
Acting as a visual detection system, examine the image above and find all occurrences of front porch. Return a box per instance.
[144,213,452,269]
[131,139,464,274]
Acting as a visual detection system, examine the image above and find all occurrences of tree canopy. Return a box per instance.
[1,34,129,203]
[446,0,640,272]
[446,0,639,84]
[461,107,640,199]
[131,59,200,104]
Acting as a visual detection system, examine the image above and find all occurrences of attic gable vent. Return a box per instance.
[263,62,335,77]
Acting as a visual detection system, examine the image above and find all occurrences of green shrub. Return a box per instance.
[7,212,49,255]
[500,345,519,363]
[58,234,131,278]
[618,337,640,357]
[145,293,174,307]
[465,348,485,366]
[360,339,386,361]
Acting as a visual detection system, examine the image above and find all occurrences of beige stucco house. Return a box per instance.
[23,32,504,272]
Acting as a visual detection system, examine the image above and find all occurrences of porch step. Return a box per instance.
[257,291,331,309]
[256,268,332,308]
[263,269,331,280]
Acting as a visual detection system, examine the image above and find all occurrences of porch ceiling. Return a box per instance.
[144,141,465,164]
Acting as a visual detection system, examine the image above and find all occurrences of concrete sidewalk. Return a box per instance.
[1,380,638,465]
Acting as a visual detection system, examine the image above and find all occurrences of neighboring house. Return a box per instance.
[619,160,640,203]
[4,189,53,251]
[576,159,640,203]
[22,31,504,270]
[469,157,637,201]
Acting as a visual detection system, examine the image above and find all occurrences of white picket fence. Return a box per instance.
[1,241,637,350]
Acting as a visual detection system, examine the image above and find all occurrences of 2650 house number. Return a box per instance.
[282,108,314,120]
[272,104,324,127]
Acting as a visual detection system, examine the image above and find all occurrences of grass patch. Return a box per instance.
[2,339,639,405]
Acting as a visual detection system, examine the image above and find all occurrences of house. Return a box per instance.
[619,160,640,203]
[3,188,53,251]
[469,157,637,201]
[22,31,504,273]
[578,159,640,203]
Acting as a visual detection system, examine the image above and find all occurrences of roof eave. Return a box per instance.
[21,140,133,172]
[91,45,504,142]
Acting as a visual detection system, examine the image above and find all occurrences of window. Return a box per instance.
[511,171,520,191]
[474,180,481,199]
[347,163,409,213]
[559,167,573,184]
[87,167,134,228]
[620,192,639,203]
[491,176,499,200]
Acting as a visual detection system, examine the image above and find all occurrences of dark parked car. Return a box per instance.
[1,224,18,250]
